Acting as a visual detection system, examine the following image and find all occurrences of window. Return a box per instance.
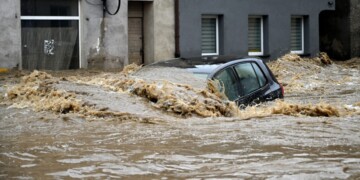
[21,0,78,16]
[201,15,219,55]
[234,63,265,96]
[291,16,304,54]
[213,68,239,101]
[252,63,267,87]
[21,0,80,70]
[248,16,264,56]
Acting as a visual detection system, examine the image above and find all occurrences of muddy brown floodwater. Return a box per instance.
[1,54,360,179]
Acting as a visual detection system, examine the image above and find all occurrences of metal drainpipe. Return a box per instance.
[175,0,180,57]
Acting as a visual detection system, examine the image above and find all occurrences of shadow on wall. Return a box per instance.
[319,0,351,60]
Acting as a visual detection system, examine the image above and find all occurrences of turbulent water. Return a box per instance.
[0,54,359,179]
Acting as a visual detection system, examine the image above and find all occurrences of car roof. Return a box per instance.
[148,56,263,74]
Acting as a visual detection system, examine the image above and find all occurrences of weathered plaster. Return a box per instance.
[0,0,21,69]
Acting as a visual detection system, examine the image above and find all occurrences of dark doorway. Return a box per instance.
[319,0,351,60]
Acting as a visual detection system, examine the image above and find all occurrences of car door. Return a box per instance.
[233,62,270,105]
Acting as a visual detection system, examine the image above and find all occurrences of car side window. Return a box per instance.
[234,63,260,95]
[213,68,239,101]
[252,63,267,87]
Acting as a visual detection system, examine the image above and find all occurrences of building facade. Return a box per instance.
[2,0,358,71]
[176,0,335,60]
[0,0,175,70]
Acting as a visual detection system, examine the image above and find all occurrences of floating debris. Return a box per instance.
[6,70,83,114]
[267,52,354,94]
[3,53,357,120]
[271,101,340,117]
[5,69,239,118]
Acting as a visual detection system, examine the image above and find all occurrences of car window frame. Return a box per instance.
[251,62,268,88]
[233,62,263,96]
[208,58,273,102]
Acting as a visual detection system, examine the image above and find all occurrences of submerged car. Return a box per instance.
[147,56,284,107]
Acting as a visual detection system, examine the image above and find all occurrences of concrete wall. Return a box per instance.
[144,1,155,65]
[0,0,175,70]
[144,0,175,64]
[178,0,335,60]
[83,0,175,68]
[153,0,175,62]
[0,0,21,69]
[83,0,128,70]
[0,0,129,70]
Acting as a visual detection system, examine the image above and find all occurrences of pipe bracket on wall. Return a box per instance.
[328,1,334,7]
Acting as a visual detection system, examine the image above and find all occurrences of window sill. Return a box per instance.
[202,53,219,56]
[248,54,270,58]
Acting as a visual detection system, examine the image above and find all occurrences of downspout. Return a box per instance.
[175,0,180,57]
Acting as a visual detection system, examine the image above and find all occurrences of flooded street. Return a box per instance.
[1,54,360,179]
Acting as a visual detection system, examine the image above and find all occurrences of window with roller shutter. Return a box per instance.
[201,15,219,55]
[291,16,304,54]
[248,16,264,56]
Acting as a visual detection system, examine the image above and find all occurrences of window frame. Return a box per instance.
[201,15,219,56]
[248,16,264,56]
[290,16,305,55]
[20,16,79,20]
[20,0,82,69]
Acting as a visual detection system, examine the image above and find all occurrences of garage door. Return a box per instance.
[128,2,144,65]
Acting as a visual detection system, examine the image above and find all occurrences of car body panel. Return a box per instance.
[205,58,283,106]
[147,56,283,107]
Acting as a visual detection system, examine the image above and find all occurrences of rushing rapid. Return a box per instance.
[0,54,359,179]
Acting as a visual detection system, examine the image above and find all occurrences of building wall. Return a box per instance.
[0,0,21,69]
[0,0,129,70]
[178,0,335,60]
[0,0,174,70]
[350,0,360,58]
[143,0,175,64]
[153,0,175,62]
[144,2,155,65]
[83,0,128,70]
